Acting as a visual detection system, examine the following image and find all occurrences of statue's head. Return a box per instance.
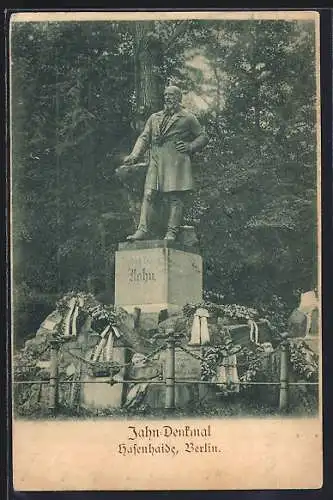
[164,85,182,111]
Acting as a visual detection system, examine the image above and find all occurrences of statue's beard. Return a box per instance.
[164,101,180,113]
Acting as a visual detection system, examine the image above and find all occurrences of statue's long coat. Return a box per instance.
[131,107,208,192]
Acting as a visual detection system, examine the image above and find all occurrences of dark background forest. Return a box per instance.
[10,18,318,347]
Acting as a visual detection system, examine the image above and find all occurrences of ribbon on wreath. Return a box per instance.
[92,325,121,362]
[248,319,259,344]
[214,354,240,392]
[63,297,84,338]
[188,308,211,346]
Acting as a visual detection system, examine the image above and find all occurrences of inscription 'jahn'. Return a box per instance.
[128,268,156,283]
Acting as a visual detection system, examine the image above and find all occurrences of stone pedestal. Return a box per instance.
[115,240,203,314]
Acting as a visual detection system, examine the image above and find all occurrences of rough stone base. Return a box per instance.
[303,336,320,354]
[81,347,127,409]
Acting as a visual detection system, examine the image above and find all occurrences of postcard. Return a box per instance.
[10,10,322,491]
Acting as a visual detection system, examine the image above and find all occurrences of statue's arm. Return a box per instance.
[188,115,209,153]
[130,116,153,159]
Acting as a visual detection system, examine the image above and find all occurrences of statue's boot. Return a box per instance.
[126,227,150,241]
[164,194,184,242]
[164,229,178,242]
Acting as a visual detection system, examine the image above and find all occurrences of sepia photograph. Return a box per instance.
[10,11,322,491]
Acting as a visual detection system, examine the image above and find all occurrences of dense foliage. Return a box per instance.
[11,19,317,345]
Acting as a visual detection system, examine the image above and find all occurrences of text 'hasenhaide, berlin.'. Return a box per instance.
[127,424,212,440]
[117,425,222,456]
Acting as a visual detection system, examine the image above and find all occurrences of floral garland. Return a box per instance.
[201,339,265,386]
[55,291,127,337]
[201,346,224,381]
[288,339,319,381]
[13,349,41,381]
[19,293,320,388]
[183,302,259,322]
[185,302,265,387]
[202,337,319,389]
[238,346,266,384]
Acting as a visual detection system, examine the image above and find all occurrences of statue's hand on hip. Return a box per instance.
[175,141,192,154]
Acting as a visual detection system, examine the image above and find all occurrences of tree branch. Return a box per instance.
[164,20,190,52]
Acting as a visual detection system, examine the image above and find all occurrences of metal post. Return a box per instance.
[133,307,141,330]
[279,342,289,412]
[48,339,60,415]
[165,329,176,411]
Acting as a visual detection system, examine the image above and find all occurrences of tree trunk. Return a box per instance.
[134,21,164,131]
